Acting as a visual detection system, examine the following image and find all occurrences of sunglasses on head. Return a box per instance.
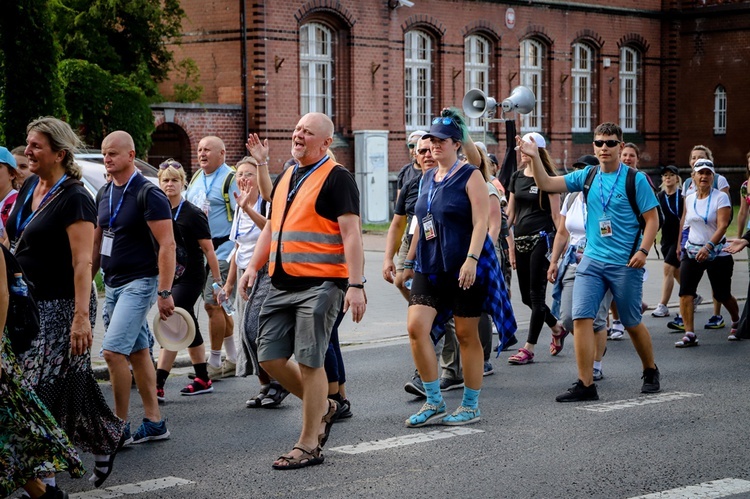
[432,117,459,128]
[593,140,621,148]
[159,159,183,170]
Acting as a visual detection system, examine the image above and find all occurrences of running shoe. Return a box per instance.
[121,422,133,446]
[556,380,599,402]
[641,366,661,393]
[404,370,426,398]
[609,320,625,340]
[667,315,685,331]
[651,304,670,317]
[439,377,465,391]
[156,387,165,404]
[483,361,495,376]
[693,294,704,310]
[593,367,604,381]
[704,315,725,329]
[131,418,170,444]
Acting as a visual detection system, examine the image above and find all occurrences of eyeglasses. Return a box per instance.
[432,117,459,128]
[407,143,416,149]
[417,148,429,155]
[593,140,621,148]
[159,159,183,170]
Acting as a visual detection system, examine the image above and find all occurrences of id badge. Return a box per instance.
[422,214,437,240]
[599,217,613,237]
[101,229,114,257]
[202,199,211,215]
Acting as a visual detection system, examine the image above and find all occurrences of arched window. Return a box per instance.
[619,47,639,133]
[519,39,544,132]
[714,86,727,135]
[300,22,333,116]
[464,34,491,131]
[405,30,432,130]
[571,43,593,133]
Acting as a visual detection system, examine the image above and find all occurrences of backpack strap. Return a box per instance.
[564,192,580,213]
[581,165,599,203]
[222,169,236,222]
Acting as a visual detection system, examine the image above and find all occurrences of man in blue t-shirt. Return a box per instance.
[519,122,661,402]
[185,136,240,379]
[93,130,175,443]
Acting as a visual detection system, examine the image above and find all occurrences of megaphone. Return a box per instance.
[501,86,536,115]
[462,88,498,119]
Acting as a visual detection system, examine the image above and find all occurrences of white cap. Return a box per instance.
[474,141,487,153]
[408,130,428,143]
[521,132,546,149]
[693,158,715,174]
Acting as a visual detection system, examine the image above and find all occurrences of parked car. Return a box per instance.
[75,150,159,197]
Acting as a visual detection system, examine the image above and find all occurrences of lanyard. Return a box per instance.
[108,171,138,228]
[665,189,680,217]
[235,196,261,239]
[287,155,328,202]
[202,165,224,196]
[15,174,68,235]
[693,189,713,225]
[426,159,460,213]
[598,165,623,215]
[173,199,185,222]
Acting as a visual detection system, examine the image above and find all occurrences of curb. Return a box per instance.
[92,354,194,381]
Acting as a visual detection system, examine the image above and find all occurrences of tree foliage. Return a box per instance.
[172,58,203,103]
[0,0,65,147]
[60,59,154,155]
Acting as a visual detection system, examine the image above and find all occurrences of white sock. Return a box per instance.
[209,350,222,368]
[42,477,55,487]
[593,361,602,371]
[89,453,110,482]
[224,336,237,363]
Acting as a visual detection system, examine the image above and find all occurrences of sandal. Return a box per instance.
[675,333,699,348]
[318,399,338,447]
[508,347,534,365]
[246,385,270,408]
[441,405,481,426]
[405,399,446,428]
[272,444,324,470]
[550,326,569,356]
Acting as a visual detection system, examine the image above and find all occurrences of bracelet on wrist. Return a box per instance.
[467,253,479,262]
[257,162,268,167]
[705,241,716,249]
[347,283,364,289]
[403,263,414,270]
[638,247,649,256]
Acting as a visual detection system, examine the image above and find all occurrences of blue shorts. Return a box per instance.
[102,276,158,355]
[572,256,644,328]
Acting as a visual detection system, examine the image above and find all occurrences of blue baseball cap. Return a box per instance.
[0,146,17,169]
[423,118,463,142]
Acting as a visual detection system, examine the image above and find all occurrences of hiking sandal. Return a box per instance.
[272,444,324,470]
[318,399,338,447]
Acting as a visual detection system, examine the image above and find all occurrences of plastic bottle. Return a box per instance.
[212,282,236,316]
[10,273,28,297]
[404,278,413,290]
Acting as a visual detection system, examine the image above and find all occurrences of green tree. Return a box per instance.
[51,0,184,96]
[0,0,65,147]
[172,58,203,103]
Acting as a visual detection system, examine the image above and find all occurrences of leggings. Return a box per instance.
[515,238,557,345]
[172,279,204,348]
[324,301,347,385]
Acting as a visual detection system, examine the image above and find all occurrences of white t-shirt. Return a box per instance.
[560,192,586,247]
[684,188,730,253]
[228,196,265,269]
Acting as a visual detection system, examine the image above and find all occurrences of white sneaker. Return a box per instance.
[609,320,625,340]
[651,303,670,317]
[693,294,703,311]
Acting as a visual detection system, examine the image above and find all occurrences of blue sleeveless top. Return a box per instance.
[415,164,477,274]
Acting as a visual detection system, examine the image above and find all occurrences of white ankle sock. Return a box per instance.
[224,336,237,363]
[209,350,222,368]
[42,477,55,487]
[593,361,602,371]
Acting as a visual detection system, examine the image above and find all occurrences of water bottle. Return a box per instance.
[212,282,236,316]
[10,273,28,297]
[404,278,413,290]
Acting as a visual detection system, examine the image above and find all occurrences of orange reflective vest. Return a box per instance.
[268,158,348,278]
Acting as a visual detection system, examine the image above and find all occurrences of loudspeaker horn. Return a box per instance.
[462,88,498,119]
[501,86,536,115]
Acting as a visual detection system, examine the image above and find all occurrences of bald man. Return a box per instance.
[93,131,175,444]
[238,112,366,469]
[185,135,240,380]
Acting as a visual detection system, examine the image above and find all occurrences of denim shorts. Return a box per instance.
[102,276,158,355]
[572,256,644,328]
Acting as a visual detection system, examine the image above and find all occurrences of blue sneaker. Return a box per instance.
[704,315,725,329]
[667,315,685,331]
[593,367,604,381]
[131,418,170,444]
[405,400,446,428]
[441,405,481,426]
[121,422,132,446]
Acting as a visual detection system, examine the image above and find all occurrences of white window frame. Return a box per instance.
[714,86,727,135]
[571,43,592,133]
[519,39,543,132]
[619,47,638,133]
[464,34,491,132]
[404,30,432,131]
[300,22,333,116]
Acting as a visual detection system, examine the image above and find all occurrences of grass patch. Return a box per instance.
[94,270,104,294]
[362,222,390,233]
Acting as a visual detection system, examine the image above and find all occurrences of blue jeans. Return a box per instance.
[572,256,644,328]
[102,276,158,355]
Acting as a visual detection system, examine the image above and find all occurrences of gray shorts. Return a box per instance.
[257,281,345,368]
[395,234,410,272]
[203,258,235,305]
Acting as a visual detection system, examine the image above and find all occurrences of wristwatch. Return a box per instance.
[157,290,172,299]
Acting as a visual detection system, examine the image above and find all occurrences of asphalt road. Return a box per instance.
[52,308,750,499]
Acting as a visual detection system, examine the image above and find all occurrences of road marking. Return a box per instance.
[629,478,750,498]
[329,427,484,455]
[70,477,194,498]
[578,391,703,413]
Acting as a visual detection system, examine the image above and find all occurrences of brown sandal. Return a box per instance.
[318,398,338,447]
[272,444,324,470]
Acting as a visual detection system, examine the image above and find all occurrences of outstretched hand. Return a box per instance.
[246,133,269,163]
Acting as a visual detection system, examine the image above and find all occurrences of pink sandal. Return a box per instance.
[508,347,534,365]
[550,326,569,356]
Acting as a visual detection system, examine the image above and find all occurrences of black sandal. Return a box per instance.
[246,385,270,408]
[272,444,324,470]
[318,399,338,447]
[90,431,126,487]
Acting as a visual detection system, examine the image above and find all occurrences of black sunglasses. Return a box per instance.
[407,143,416,149]
[593,140,621,148]
[417,148,429,155]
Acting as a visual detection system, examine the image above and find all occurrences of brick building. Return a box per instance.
[148,0,749,191]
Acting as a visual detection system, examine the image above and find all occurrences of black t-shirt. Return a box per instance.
[658,190,683,247]
[174,200,212,284]
[7,176,97,301]
[269,164,360,291]
[96,174,172,287]
[397,161,420,191]
[508,169,555,237]
[394,172,423,217]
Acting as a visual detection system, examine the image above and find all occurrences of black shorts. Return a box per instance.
[408,271,485,318]
[678,254,734,302]
[662,242,680,268]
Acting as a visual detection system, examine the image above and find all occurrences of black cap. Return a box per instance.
[661,165,679,175]
[573,154,598,168]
